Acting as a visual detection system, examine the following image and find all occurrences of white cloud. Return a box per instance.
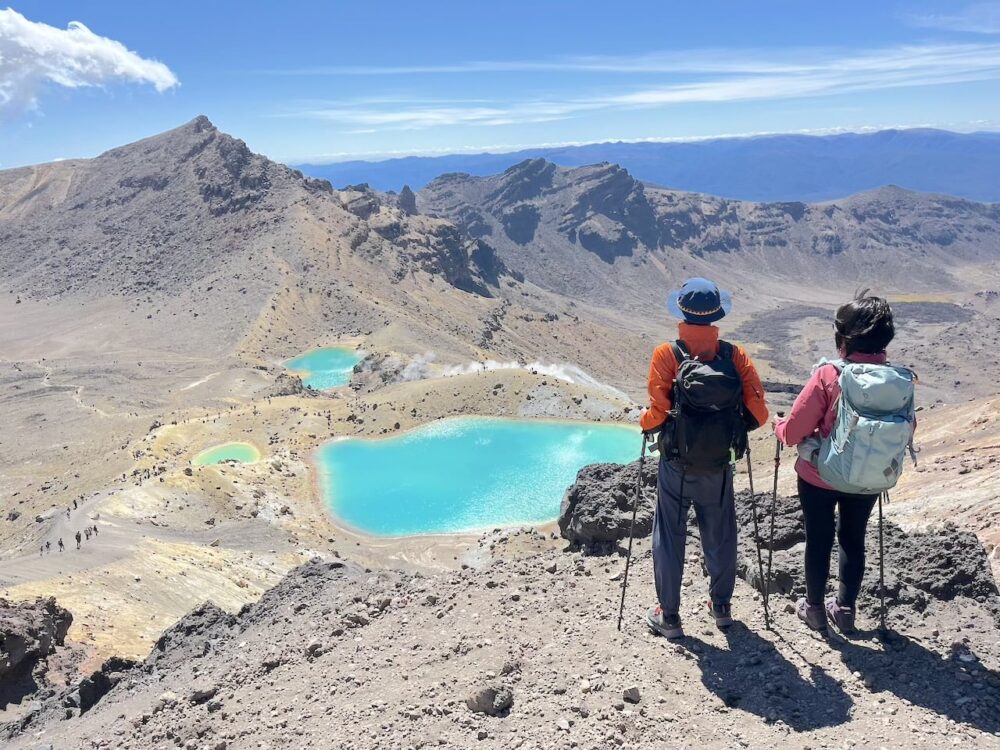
[273,42,1000,77]
[0,8,178,117]
[279,42,1000,132]
[908,2,1000,34]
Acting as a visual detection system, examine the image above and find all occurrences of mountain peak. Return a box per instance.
[186,114,217,133]
[501,157,553,177]
[487,158,556,205]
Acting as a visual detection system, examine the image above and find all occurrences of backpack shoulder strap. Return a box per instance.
[813,357,846,376]
[672,340,689,363]
[717,340,735,361]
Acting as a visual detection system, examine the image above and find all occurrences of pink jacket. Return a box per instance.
[774,352,896,490]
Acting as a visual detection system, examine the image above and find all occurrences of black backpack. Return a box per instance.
[659,340,748,472]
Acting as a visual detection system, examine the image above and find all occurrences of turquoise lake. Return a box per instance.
[284,347,363,389]
[315,418,639,536]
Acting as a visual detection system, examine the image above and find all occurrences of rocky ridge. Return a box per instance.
[420,159,1000,300]
[0,116,508,304]
[5,462,1000,749]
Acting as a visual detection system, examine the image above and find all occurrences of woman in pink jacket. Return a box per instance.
[773,292,899,634]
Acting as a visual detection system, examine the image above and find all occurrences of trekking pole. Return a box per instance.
[745,445,770,630]
[878,491,888,633]
[763,411,785,621]
[617,433,649,631]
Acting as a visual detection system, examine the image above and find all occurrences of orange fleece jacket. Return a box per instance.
[640,322,769,432]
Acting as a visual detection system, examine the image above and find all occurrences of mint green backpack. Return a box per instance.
[815,359,917,494]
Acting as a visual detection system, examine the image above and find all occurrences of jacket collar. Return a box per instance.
[677,322,720,359]
[844,351,888,365]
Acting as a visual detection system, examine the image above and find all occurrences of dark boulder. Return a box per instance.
[559,460,656,552]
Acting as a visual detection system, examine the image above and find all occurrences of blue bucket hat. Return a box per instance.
[666,277,732,324]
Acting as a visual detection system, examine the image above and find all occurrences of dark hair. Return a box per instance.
[834,289,895,355]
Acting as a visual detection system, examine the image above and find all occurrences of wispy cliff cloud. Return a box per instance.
[0,8,178,118]
[278,42,1000,131]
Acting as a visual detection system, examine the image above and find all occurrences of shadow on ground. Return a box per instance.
[681,623,852,731]
[834,629,1000,735]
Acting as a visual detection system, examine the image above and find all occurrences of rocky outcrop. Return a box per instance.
[403,224,495,297]
[559,163,659,258]
[397,185,418,215]
[574,216,637,262]
[559,460,657,552]
[0,597,71,682]
[342,184,382,220]
[499,203,540,245]
[486,159,555,206]
[261,371,306,398]
[147,601,237,673]
[468,240,511,287]
[560,460,1000,624]
[739,492,1000,622]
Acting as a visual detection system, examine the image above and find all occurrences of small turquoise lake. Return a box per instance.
[285,347,363,389]
[193,442,261,466]
[315,418,638,536]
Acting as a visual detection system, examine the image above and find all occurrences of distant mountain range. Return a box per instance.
[296,128,1000,203]
[417,157,1000,305]
[3,116,999,402]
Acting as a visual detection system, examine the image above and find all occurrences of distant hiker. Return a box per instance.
[66,507,71,519]
[774,291,915,634]
[642,278,769,639]
[40,544,44,556]
[93,524,99,536]
[85,528,91,541]
[45,540,51,554]
[58,537,64,552]
[73,498,78,510]
[75,530,82,549]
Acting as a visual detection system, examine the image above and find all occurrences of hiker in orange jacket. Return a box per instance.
[640,327,768,435]
[642,278,768,639]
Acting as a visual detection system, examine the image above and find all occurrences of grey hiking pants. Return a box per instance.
[652,459,737,616]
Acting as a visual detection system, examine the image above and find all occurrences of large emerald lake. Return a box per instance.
[314,417,638,536]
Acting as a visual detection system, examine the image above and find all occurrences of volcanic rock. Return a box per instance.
[465,684,513,717]
[0,597,72,681]
[558,460,657,551]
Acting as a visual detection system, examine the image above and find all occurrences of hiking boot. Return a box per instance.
[796,598,828,632]
[647,606,684,639]
[707,601,734,629]
[825,597,856,634]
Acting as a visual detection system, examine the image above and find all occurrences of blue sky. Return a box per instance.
[3,1,1000,167]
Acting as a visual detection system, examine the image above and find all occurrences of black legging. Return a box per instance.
[798,477,878,607]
